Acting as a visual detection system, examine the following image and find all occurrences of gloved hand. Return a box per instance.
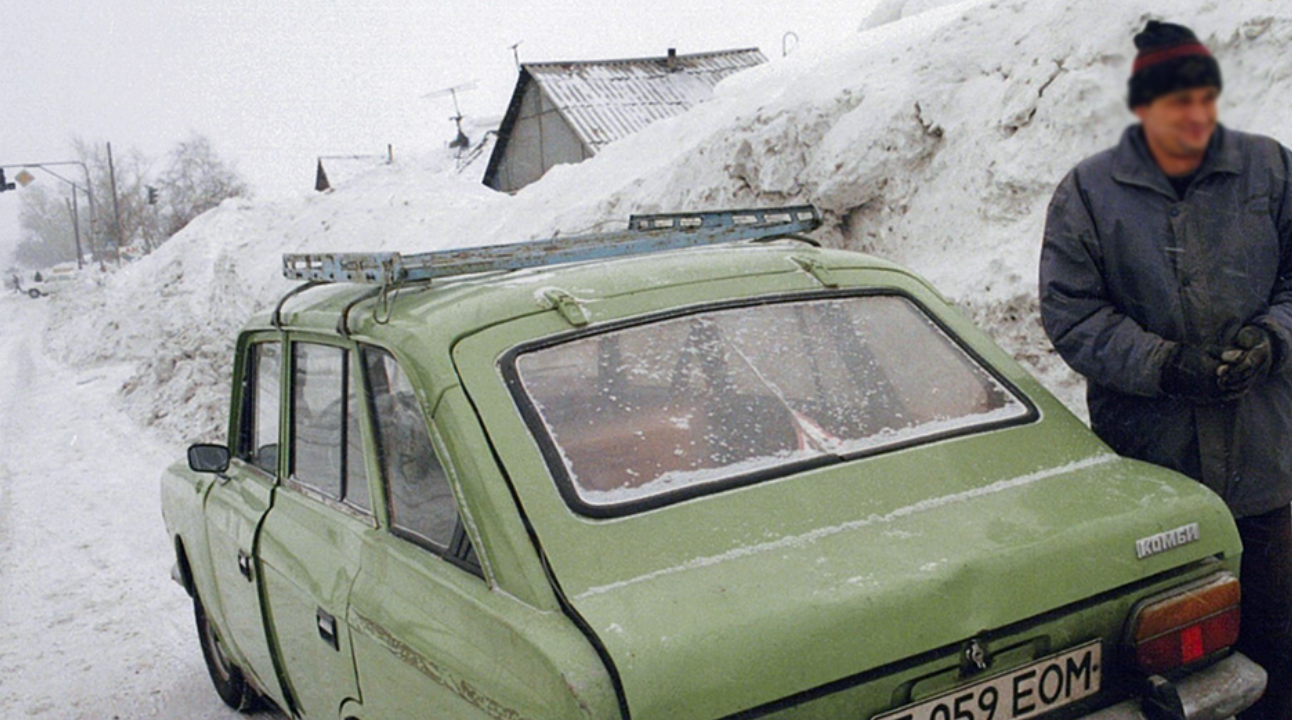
[1160,344,1225,402]
[1217,324,1274,394]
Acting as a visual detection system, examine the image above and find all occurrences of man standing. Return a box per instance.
[1040,20,1291,720]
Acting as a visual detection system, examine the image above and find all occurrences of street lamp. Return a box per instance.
[0,160,98,269]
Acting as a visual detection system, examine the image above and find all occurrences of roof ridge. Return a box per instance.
[522,47,763,69]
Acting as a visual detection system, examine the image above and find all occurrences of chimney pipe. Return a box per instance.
[667,47,677,71]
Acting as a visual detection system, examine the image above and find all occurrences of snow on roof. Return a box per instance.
[524,48,768,150]
[484,48,767,187]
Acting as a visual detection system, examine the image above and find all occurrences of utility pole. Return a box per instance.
[106,142,123,265]
[65,195,84,269]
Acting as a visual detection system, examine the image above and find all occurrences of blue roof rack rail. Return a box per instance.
[282,204,822,285]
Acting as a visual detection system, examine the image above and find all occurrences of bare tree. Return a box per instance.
[13,134,250,267]
[15,184,79,267]
[72,137,156,259]
[156,133,250,239]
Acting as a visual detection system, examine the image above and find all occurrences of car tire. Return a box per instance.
[27,289,41,299]
[193,594,258,711]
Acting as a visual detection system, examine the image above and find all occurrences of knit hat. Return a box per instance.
[1128,21,1222,108]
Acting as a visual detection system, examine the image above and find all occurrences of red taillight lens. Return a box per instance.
[1129,573,1241,675]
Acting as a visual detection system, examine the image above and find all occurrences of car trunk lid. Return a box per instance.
[552,447,1236,720]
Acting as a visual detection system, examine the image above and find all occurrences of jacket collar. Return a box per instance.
[1111,123,1241,198]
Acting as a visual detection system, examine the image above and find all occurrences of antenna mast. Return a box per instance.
[423,81,479,156]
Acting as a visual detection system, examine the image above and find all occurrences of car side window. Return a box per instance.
[290,342,371,511]
[237,341,281,474]
[345,369,371,513]
[362,347,460,552]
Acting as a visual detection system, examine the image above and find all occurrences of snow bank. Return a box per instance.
[48,154,499,440]
[46,0,1292,443]
[859,0,976,32]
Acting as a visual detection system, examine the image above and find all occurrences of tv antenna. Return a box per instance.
[423,81,478,154]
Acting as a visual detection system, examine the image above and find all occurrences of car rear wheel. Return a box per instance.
[27,289,41,299]
[194,594,257,711]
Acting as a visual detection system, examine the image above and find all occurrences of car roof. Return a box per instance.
[254,241,923,343]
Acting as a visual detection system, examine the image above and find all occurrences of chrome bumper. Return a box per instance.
[1083,653,1266,720]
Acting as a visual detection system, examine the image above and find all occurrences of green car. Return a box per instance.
[161,206,1266,720]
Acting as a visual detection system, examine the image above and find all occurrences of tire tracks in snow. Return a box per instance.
[0,295,253,719]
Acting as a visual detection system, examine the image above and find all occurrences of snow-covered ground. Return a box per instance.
[5,0,1292,716]
[0,294,282,719]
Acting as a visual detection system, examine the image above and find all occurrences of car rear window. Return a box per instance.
[510,294,1034,515]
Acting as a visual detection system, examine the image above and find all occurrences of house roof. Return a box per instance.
[484,48,767,188]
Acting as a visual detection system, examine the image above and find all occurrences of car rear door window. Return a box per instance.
[345,371,371,513]
[362,348,459,551]
[290,342,370,510]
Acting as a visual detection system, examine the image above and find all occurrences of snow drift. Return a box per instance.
[45,0,1292,443]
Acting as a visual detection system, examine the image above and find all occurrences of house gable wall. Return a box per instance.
[493,84,590,194]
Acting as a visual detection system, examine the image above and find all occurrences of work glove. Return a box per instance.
[1160,344,1226,402]
[1217,324,1275,395]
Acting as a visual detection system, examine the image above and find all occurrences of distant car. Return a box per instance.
[161,205,1265,720]
[20,267,76,298]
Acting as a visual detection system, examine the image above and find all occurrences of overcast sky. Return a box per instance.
[0,0,878,267]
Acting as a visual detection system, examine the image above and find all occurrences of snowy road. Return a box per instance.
[0,294,280,719]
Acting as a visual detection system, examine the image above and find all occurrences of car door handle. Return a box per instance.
[237,549,253,581]
[317,608,339,651]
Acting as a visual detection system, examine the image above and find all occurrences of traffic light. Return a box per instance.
[147,186,158,205]
[0,169,14,192]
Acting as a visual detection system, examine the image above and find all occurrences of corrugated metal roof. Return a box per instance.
[527,48,767,150]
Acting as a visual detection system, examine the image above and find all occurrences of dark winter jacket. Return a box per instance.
[1040,124,1292,518]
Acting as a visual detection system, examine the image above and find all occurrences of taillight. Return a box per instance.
[1128,572,1241,675]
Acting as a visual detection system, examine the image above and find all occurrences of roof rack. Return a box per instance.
[282,204,822,285]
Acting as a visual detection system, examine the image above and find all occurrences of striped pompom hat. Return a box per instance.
[1128,20,1222,108]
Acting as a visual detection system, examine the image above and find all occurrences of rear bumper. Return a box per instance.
[1082,653,1266,720]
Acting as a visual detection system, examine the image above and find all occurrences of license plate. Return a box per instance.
[873,641,1102,720]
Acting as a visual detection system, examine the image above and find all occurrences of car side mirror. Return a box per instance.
[188,444,231,474]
